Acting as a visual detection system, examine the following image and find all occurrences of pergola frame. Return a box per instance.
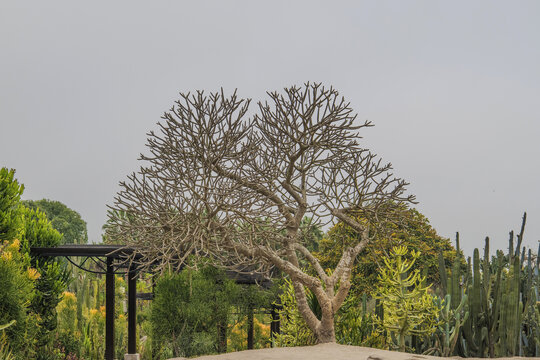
[31,245,141,360]
[30,244,278,360]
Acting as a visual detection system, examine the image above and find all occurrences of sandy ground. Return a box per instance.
[168,343,537,360]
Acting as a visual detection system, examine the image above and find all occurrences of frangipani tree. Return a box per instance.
[108,83,414,343]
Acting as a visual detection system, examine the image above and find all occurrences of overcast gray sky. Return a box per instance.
[1,1,539,256]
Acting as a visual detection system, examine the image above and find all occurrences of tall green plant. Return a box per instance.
[435,214,540,357]
[273,278,317,347]
[334,294,383,348]
[423,294,468,357]
[56,291,80,358]
[375,245,439,352]
[0,239,39,359]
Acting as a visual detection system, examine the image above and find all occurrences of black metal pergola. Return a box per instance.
[31,245,143,360]
[31,244,279,360]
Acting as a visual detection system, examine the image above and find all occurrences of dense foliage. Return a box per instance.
[51,272,152,360]
[2,166,538,358]
[273,279,317,347]
[0,168,69,359]
[316,207,457,296]
[0,239,39,357]
[151,266,238,358]
[0,168,24,242]
[150,265,275,358]
[278,215,539,358]
[24,199,88,245]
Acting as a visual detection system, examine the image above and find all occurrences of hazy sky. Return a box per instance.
[1,1,539,257]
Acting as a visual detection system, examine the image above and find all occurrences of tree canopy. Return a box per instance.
[108,83,415,343]
[24,199,88,245]
[315,207,457,296]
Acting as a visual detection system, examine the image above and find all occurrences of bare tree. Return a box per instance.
[108,83,415,343]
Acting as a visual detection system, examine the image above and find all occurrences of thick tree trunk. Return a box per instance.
[315,294,338,343]
[315,317,336,343]
[292,279,339,344]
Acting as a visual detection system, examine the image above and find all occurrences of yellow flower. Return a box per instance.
[27,267,41,280]
[62,291,76,301]
[90,309,98,316]
[11,239,20,250]
[1,251,12,262]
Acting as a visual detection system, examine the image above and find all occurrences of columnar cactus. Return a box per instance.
[435,213,539,358]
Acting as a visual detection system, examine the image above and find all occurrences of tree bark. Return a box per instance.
[315,319,336,343]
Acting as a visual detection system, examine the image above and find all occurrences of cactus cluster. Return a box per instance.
[434,213,539,357]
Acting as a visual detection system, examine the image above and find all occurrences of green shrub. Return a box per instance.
[151,266,238,358]
[0,239,39,359]
[55,291,80,358]
[335,294,384,348]
[0,168,69,359]
[273,278,316,347]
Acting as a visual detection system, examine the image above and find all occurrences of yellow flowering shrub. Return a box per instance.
[27,267,40,281]
[228,316,271,351]
[57,291,78,339]
[0,239,38,357]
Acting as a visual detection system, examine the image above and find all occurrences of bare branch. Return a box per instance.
[107,83,415,343]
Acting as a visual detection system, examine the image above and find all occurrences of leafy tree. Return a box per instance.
[316,207,457,296]
[18,204,69,356]
[24,199,88,245]
[108,84,414,343]
[0,168,24,242]
[23,199,88,295]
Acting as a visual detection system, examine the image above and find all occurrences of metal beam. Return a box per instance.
[31,244,139,258]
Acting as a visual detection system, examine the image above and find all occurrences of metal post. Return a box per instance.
[105,257,115,360]
[128,265,137,354]
[270,305,280,346]
[247,306,254,350]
